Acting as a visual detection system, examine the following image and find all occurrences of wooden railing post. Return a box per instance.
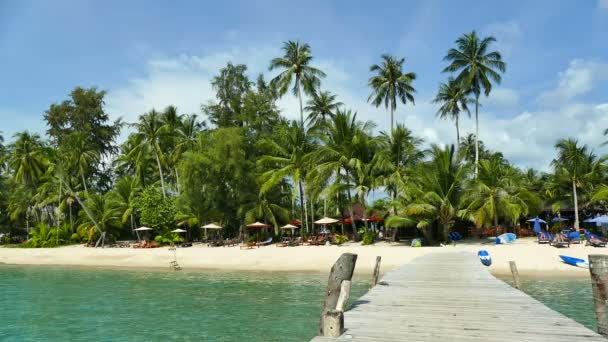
[589,254,608,337]
[509,261,521,289]
[372,256,381,286]
[319,253,357,337]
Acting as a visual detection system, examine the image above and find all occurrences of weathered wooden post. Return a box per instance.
[372,256,381,287]
[509,261,521,290]
[319,253,357,337]
[589,254,608,337]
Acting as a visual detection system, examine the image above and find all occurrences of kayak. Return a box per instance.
[495,233,517,244]
[478,250,492,267]
[559,255,589,269]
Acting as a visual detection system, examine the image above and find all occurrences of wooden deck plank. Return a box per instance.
[311,251,605,341]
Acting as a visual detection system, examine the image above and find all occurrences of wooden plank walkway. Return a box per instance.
[312,252,605,341]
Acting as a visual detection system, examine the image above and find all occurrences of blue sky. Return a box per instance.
[1,0,608,170]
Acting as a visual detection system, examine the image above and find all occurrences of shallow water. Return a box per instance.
[501,277,596,330]
[0,266,369,341]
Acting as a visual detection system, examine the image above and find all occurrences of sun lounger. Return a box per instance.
[567,232,581,244]
[240,241,256,249]
[291,237,303,246]
[551,233,570,248]
[585,232,607,247]
[537,232,551,244]
[306,236,317,245]
[257,237,273,247]
[277,236,291,247]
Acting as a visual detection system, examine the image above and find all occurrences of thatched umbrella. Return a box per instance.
[246,221,271,245]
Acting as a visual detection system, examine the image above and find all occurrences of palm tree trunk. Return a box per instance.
[81,172,88,193]
[345,176,357,240]
[69,202,73,233]
[154,148,167,198]
[175,168,181,195]
[443,222,450,242]
[573,178,580,230]
[298,180,307,235]
[474,93,480,178]
[310,200,315,235]
[297,82,305,128]
[455,115,460,154]
[390,106,394,133]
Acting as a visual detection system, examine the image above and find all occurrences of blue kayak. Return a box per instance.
[559,255,589,269]
[478,250,492,266]
[495,233,517,244]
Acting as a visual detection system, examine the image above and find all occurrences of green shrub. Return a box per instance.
[70,233,80,242]
[362,232,376,245]
[334,234,349,245]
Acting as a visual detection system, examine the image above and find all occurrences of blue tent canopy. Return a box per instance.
[551,217,569,222]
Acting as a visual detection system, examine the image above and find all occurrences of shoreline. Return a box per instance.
[0,238,603,278]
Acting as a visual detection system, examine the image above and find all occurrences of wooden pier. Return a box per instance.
[312,252,606,341]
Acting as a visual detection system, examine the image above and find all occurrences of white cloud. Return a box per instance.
[482,20,522,57]
[599,0,608,9]
[485,88,520,108]
[538,59,608,105]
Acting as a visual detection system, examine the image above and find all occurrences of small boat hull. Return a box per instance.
[559,255,589,269]
[478,250,492,267]
[495,233,517,244]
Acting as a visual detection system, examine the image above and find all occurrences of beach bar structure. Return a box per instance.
[311,252,605,341]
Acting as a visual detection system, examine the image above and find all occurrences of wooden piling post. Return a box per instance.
[372,256,381,286]
[509,261,521,289]
[589,254,608,337]
[319,253,357,337]
[335,280,351,312]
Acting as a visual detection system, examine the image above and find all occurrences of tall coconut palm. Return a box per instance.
[171,114,203,194]
[310,109,376,237]
[130,110,169,198]
[108,176,141,233]
[552,138,602,229]
[8,131,46,187]
[64,132,99,193]
[304,90,343,128]
[443,31,506,176]
[368,54,417,132]
[258,121,313,233]
[432,78,472,149]
[269,40,326,127]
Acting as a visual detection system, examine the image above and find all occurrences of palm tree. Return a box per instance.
[258,121,313,233]
[443,31,506,176]
[304,90,342,128]
[172,114,203,194]
[8,131,46,187]
[404,144,468,242]
[460,156,535,228]
[130,110,169,197]
[108,176,141,234]
[310,109,376,237]
[368,54,417,132]
[269,40,326,127]
[552,138,602,229]
[432,78,472,149]
[64,132,99,193]
[375,124,424,216]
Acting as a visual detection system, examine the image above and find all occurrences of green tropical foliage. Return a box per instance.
[3,36,608,248]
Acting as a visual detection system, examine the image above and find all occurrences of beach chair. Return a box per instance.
[277,236,291,247]
[257,237,273,247]
[567,232,581,244]
[291,237,303,246]
[537,232,551,244]
[239,241,256,249]
[306,236,317,245]
[316,236,326,246]
[585,232,607,247]
[551,233,570,248]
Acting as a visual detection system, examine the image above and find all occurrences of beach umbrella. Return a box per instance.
[246,222,271,245]
[202,223,223,229]
[526,217,547,224]
[171,228,187,233]
[314,217,339,225]
[532,218,542,234]
[587,216,608,224]
[280,224,298,235]
[134,226,153,242]
[551,217,569,222]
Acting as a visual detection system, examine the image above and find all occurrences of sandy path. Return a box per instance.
[1,238,605,277]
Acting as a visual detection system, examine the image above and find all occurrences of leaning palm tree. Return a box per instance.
[432,78,472,149]
[552,138,602,229]
[304,90,343,128]
[368,54,416,132]
[269,40,326,127]
[130,110,169,198]
[443,31,505,176]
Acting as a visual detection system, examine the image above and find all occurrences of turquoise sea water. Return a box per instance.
[0,266,369,341]
[502,277,596,330]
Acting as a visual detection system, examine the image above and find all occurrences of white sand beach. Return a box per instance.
[0,238,604,277]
